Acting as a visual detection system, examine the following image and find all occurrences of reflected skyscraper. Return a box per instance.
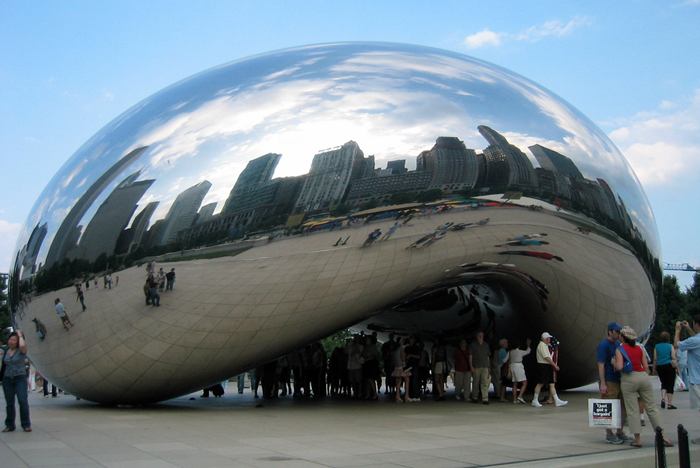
[478,126,535,189]
[157,181,212,246]
[295,141,367,212]
[126,201,159,253]
[223,153,281,213]
[529,144,584,180]
[417,137,479,192]
[20,222,47,279]
[73,172,154,262]
[44,146,148,267]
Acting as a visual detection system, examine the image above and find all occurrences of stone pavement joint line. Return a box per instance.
[1,389,699,467]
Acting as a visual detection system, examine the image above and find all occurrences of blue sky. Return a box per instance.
[1,1,699,288]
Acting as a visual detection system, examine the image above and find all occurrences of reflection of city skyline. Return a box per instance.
[19,125,647,284]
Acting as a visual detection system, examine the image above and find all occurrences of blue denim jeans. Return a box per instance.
[3,374,31,430]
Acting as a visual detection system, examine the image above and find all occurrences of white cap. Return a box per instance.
[541,332,553,339]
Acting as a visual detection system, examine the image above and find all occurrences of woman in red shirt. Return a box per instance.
[615,326,672,448]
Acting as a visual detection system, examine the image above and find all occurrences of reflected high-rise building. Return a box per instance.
[223,153,281,213]
[157,181,212,246]
[19,222,48,280]
[417,137,479,192]
[196,202,217,224]
[72,172,155,262]
[126,201,159,253]
[294,141,367,212]
[386,159,408,175]
[529,144,584,180]
[478,126,535,189]
[44,146,148,268]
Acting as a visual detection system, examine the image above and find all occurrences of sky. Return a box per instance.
[1,0,699,289]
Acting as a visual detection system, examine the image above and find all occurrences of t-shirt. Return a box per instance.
[678,334,700,385]
[596,338,620,383]
[469,342,490,368]
[655,342,673,366]
[509,348,530,365]
[2,349,27,378]
[536,341,551,364]
[54,302,66,317]
[454,348,470,372]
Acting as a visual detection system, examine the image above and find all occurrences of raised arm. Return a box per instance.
[18,330,27,354]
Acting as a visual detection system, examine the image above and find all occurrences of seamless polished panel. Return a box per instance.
[10,43,661,403]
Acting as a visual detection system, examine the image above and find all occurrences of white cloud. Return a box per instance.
[0,219,22,273]
[464,29,503,49]
[464,16,591,49]
[608,89,700,186]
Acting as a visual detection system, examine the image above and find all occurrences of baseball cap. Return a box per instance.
[607,322,622,332]
[541,332,553,339]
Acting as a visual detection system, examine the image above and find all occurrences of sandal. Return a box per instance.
[663,439,673,447]
[667,404,678,410]
[630,441,643,448]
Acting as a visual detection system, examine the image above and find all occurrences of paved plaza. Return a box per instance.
[1,385,699,468]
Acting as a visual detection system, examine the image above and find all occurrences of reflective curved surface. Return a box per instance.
[10,43,661,403]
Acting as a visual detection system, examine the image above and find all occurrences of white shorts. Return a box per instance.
[691,384,700,409]
[510,363,526,383]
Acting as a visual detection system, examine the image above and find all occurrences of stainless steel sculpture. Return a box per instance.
[10,43,661,404]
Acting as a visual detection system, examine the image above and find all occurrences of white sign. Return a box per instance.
[588,399,621,428]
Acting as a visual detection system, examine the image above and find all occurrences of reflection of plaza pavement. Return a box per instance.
[19,205,653,403]
[1,387,698,467]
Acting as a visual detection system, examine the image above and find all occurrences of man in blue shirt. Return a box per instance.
[596,322,628,444]
[675,316,700,443]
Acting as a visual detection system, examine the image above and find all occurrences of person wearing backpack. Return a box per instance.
[615,326,672,448]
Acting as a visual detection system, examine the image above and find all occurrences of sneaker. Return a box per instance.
[532,399,542,407]
[617,433,631,443]
[482,400,489,405]
[517,396,527,405]
[555,399,568,407]
[667,404,678,410]
[606,435,624,445]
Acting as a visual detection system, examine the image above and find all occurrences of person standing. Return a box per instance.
[148,274,160,307]
[615,326,672,448]
[2,331,31,432]
[166,268,176,291]
[653,332,677,409]
[453,339,471,401]
[431,339,448,401]
[674,318,700,444]
[54,298,73,330]
[532,332,567,407]
[75,283,87,311]
[469,331,491,404]
[493,338,509,402]
[596,322,628,444]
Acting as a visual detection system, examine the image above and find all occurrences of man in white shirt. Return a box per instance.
[532,332,567,407]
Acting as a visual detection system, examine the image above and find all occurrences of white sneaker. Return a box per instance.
[517,397,527,405]
[555,398,568,407]
[532,399,542,407]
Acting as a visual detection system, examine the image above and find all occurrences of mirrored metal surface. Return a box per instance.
[10,43,661,403]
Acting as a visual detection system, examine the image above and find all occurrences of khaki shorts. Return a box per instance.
[601,381,621,399]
